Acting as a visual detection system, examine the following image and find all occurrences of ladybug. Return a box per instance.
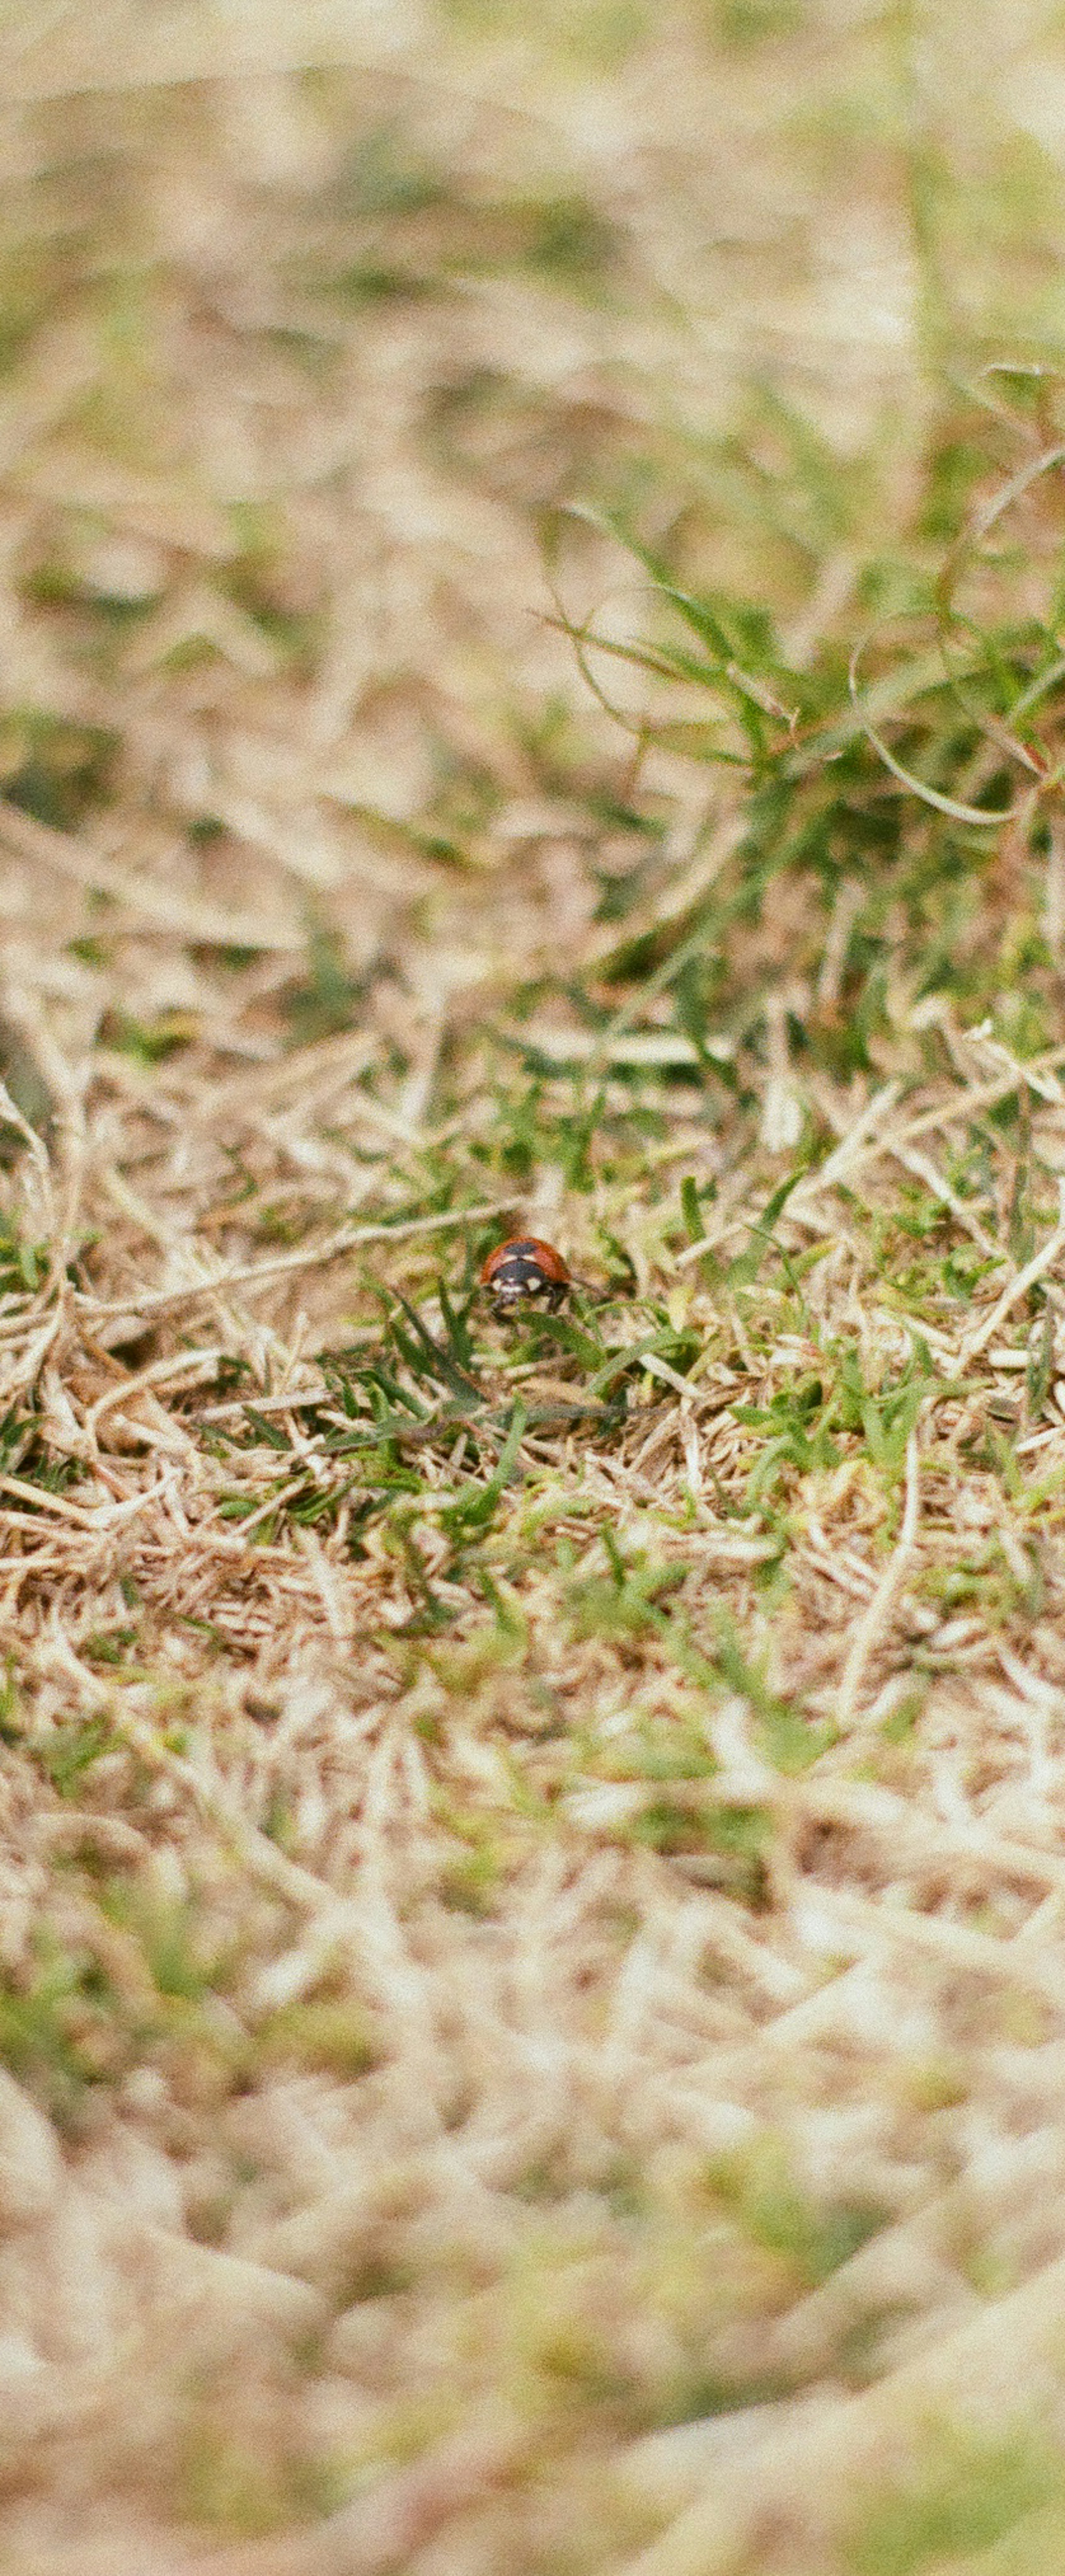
[480,1235,572,1318]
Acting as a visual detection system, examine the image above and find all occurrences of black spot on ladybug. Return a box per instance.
[480,1235,571,1315]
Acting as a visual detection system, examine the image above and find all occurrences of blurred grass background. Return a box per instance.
[5,5,1065,2574]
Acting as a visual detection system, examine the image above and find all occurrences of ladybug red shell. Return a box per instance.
[480,1235,572,1316]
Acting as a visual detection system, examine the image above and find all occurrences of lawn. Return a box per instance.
[4,3,1065,2570]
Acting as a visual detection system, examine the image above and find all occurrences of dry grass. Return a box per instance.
[6,3,1065,2570]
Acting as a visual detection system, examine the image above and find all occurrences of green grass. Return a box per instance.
[848,2430,1061,2576]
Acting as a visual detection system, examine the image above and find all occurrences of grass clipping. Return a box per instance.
[5,3,1065,2571]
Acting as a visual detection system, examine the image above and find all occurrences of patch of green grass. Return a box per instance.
[438,1841,502,1916]
[847,2429,1060,2576]
[711,2135,886,2291]
[0,713,117,832]
[602,1710,718,1785]
[0,1660,20,1744]
[709,0,805,47]
[256,1999,381,2080]
[566,1533,688,1641]
[916,1535,1044,1628]
[632,1797,774,1902]
[81,1624,140,1668]
[439,0,648,74]
[34,1711,118,1797]
[0,1936,126,2124]
[733,1372,842,1500]
[706,1609,833,1772]
[0,1224,47,1297]
[179,2412,345,2540]
[280,929,367,1046]
[98,1008,197,1065]
[100,1879,231,2004]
